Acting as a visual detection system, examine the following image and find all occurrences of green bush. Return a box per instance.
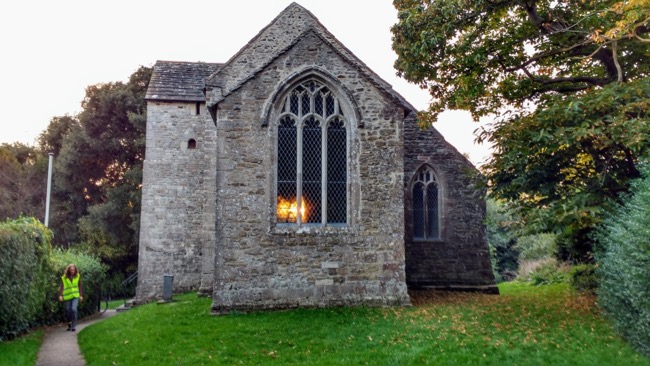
[594,165,650,357]
[0,217,108,340]
[49,248,108,322]
[520,259,570,286]
[515,232,557,261]
[569,264,598,293]
[486,199,519,282]
[0,217,52,340]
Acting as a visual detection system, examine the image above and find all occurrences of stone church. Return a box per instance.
[136,3,497,312]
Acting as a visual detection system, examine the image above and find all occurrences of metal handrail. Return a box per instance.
[121,271,138,287]
[120,271,138,308]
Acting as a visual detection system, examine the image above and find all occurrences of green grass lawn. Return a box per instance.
[0,330,43,366]
[78,282,650,366]
[108,298,127,310]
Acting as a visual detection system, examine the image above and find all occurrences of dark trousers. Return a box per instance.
[64,298,79,329]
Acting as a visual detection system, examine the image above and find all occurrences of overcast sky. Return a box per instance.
[0,0,492,165]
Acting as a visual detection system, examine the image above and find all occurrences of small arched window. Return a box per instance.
[276,79,347,225]
[412,166,440,240]
[187,139,197,149]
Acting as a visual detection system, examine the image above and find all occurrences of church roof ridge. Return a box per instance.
[205,2,319,85]
[155,60,222,65]
[204,3,415,114]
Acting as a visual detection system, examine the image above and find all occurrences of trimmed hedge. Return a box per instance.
[0,217,107,341]
[595,165,650,357]
[0,217,52,340]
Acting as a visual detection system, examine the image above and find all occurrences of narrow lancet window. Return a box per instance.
[412,167,439,239]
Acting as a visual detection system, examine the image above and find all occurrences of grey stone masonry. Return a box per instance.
[403,122,498,294]
[208,28,411,312]
[135,99,217,300]
[135,2,497,307]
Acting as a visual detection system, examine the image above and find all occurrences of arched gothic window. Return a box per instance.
[412,167,440,240]
[276,79,347,225]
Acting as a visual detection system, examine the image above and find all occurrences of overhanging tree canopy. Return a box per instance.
[393,0,648,121]
[392,0,649,259]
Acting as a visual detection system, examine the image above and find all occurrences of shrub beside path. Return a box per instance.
[36,310,119,366]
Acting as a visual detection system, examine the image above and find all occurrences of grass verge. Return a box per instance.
[79,282,650,365]
[0,330,43,366]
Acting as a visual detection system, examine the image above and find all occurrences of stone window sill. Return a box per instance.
[271,223,352,236]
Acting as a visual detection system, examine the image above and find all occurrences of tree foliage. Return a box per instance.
[38,115,79,156]
[46,66,151,273]
[487,79,649,260]
[392,0,650,259]
[0,66,150,291]
[393,0,649,121]
[486,199,519,281]
[0,143,47,221]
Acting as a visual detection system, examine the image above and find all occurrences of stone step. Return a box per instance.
[115,298,137,312]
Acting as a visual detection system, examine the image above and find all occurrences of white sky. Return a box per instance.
[0,0,492,165]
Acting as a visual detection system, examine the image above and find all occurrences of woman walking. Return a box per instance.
[58,264,83,331]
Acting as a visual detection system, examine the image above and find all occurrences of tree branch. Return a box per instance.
[503,40,592,72]
[540,76,611,86]
[522,0,544,28]
[634,24,650,42]
[520,65,609,88]
[518,0,623,83]
[612,41,623,83]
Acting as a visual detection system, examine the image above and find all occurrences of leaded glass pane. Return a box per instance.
[315,92,324,116]
[325,94,335,117]
[327,118,346,224]
[277,79,349,227]
[290,92,299,115]
[426,183,439,239]
[301,92,310,117]
[302,117,322,223]
[413,182,425,238]
[277,117,297,223]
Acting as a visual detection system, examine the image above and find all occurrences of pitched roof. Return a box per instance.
[145,61,222,102]
[205,2,415,113]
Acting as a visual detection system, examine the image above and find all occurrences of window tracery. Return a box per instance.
[276,80,347,225]
[412,166,440,240]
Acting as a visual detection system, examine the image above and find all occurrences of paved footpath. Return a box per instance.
[36,310,119,366]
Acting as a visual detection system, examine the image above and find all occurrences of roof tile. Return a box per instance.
[146,61,221,102]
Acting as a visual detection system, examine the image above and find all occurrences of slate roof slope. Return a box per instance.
[145,61,222,102]
[205,2,415,112]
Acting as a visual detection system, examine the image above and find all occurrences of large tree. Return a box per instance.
[44,66,151,272]
[392,0,649,260]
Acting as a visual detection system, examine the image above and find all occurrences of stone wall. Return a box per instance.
[136,101,217,302]
[208,32,411,313]
[403,122,498,293]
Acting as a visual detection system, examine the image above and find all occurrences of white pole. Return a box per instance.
[45,152,54,227]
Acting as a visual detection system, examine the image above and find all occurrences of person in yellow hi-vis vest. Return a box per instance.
[58,264,83,331]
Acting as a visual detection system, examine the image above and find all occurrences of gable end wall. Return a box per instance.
[403,121,497,293]
[209,32,411,312]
